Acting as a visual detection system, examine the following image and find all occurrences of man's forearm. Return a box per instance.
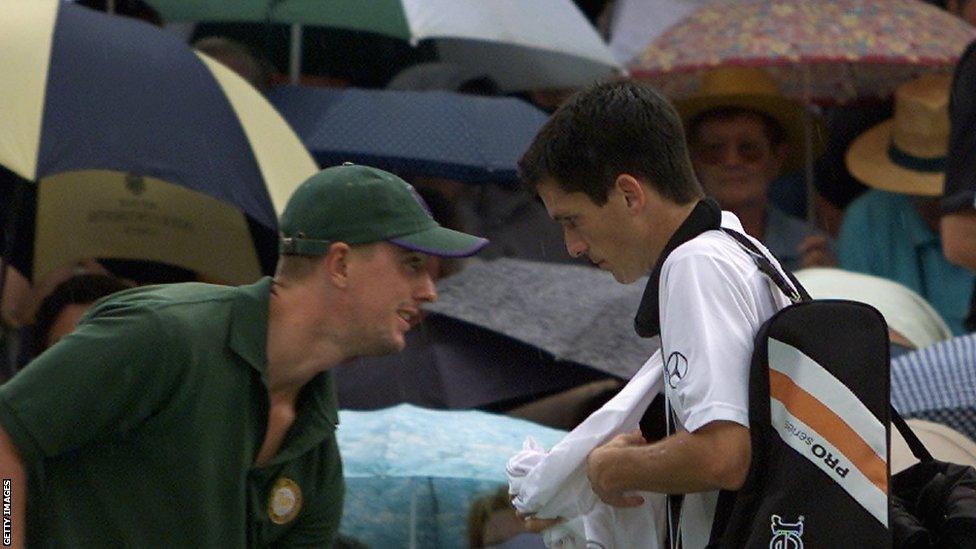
[0,425,26,549]
[588,421,750,496]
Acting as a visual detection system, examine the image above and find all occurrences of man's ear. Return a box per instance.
[322,242,352,288]
[614,174,647,213]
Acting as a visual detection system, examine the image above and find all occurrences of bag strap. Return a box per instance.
[719,228,811,303]
[890,406,934,462]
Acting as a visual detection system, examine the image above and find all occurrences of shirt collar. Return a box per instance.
[229,277,340,465]
[228,277,273,380]
[634,198,723,338]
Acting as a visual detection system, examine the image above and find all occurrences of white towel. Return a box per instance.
[507,350,667,548]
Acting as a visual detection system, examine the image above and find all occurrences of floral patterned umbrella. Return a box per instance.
[631,0,976,104]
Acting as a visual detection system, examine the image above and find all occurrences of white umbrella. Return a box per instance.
[144,0,623,90]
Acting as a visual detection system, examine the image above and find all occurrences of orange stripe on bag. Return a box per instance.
[769,369,888,494]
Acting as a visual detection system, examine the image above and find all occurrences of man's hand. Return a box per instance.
[519,515,565,533]
[586,431,648,508]
[798,234,837,268]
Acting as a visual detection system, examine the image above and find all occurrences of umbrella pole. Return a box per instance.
[289,24,303,85]
[803,64,817,224]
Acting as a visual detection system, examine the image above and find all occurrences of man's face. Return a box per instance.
[537,180,648,283]
[690,113,784,211]
[344,242,437,355]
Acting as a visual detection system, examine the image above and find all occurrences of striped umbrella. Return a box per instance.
[143,0,622,91]
[0,0,316,284]
[631,0,976,105]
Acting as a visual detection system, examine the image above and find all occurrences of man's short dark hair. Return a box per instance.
[518,80,703,206]
[687,106,788,148]
[32,274,131,355]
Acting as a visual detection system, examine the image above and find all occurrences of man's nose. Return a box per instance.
[416,272,438,303]
[564,229,586,258]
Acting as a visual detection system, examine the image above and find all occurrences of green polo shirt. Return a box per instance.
[0,278,344,547]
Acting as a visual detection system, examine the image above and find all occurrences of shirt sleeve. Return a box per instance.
[274,434,345,548]
[659,250,762,433]
[0,302,187,464]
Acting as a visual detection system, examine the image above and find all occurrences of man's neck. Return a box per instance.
[265,281,346,396]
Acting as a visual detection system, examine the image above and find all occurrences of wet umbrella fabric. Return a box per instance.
[336,404,566,548]
[0,0,317,283]
[334,314,610,411]
[142,0,621,91]
[632,0,976,105]
[268,86,549,184]
[424,258,657,380]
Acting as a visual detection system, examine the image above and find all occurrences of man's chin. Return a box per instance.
[611,270,642,284]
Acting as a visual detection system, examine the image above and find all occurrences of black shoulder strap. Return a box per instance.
[891,406,934,462]
[719,228,811,303]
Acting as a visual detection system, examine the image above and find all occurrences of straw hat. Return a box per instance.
[846,74,950,197]
[675,66,826,170]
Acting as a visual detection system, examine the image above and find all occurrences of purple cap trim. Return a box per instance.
[389,235,489,258]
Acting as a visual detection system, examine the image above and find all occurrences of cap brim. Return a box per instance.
[389,226,488,258]
[846,120,944,197]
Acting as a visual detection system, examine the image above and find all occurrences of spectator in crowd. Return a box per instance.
[888,41,976,445]
[839,73,975,335]
[28,273,131,357]
[678,67,835,272]
[0,165,487,547]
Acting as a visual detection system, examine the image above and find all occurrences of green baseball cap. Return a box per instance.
[279,164,488,257]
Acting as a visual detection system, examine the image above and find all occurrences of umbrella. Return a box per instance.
[0,0,317,284]
[334,314,611,411]
[631,0,976,105]
[268,86,549,184]
[142,0,622,91]
[336,404,566,548]
[424,258,657,380]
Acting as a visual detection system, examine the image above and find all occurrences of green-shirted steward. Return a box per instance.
[0,165,487,547]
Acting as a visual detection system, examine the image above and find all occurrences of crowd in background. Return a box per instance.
[3,1,976,547]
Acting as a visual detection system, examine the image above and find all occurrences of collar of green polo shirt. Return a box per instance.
[278,164,487,258]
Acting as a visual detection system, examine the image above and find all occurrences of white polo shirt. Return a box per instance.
[658,211,792,548]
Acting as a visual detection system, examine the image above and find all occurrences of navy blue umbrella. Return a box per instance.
[0,0,317,284]
[267,86,549,184]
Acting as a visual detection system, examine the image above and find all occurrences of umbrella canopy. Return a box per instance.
[144,0,622,91]
[334,314,610,410]
[337,404,566,548]
[424,258,657,380]
[268,86,549,184]
[631,0,976,104]
[0,0,316,283]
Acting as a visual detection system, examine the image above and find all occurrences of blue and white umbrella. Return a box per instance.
[268,86,549,184]
[337,404,566,548]
[0,0,316,283]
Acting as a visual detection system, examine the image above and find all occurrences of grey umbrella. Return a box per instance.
[425,258,657,379]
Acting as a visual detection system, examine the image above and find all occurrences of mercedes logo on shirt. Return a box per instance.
[664,351,689,389]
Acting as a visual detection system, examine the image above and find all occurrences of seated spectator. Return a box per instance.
[30,273,132,357]
[942,40,976,330]
[677,67,835,271]
[840,73,975,335]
